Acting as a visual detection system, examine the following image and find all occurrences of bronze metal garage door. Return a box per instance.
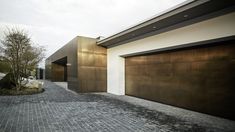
[125,40,235,120]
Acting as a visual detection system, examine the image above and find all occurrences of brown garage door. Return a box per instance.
[125,40,235,120]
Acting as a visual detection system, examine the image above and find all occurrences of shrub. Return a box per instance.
[0,61,10,73]
[0,72,16,89]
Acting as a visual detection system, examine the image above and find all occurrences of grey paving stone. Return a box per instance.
[0,80,233,132]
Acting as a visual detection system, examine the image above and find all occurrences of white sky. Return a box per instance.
[0,0,186,67]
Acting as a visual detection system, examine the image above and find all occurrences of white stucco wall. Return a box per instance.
[107,12,235,95]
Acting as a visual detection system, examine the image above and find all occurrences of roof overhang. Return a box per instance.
[97,0,235,48]
[52,56,67,66]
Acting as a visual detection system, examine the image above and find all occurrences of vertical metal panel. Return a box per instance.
[51,63,65,81]
[77,37,107,93]
[125,40,235,120]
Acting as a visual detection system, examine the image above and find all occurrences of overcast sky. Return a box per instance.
[0,0,186,67]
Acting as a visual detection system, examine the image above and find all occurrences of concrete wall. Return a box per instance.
[107,12,235,95]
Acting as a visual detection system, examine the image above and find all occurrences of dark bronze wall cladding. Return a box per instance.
[45,36,107,93]
[45,37,78,90]
[51,63,65,81]
[125,40,235,120]
[77,37,107,92]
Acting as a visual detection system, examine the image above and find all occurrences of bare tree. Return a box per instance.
[1,28,45,91]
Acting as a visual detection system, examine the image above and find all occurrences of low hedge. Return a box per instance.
[0,87,44,96]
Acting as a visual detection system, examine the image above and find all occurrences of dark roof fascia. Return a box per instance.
[97,0,197,45]
[97,0,235,48]
[107,5,235,48]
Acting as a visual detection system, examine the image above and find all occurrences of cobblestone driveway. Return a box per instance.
[0,81,231,132]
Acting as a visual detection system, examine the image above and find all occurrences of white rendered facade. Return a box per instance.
[107,12,235,95]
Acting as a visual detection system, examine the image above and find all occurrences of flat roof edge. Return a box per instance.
[97,0,206,45]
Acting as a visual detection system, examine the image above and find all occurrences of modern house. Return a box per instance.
[46,0,235,120]
[45,37,107,93]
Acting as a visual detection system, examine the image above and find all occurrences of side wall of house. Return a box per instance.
[45,37,78,90]
[45,36,107,93]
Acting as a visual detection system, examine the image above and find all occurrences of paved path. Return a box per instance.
[0,81,232,132]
